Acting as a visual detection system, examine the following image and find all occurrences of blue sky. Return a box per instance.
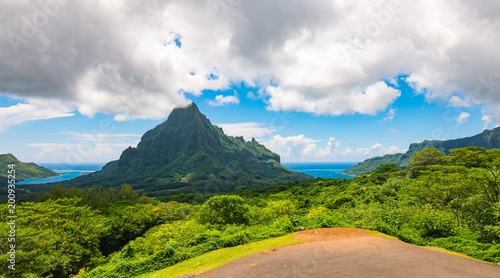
[0,0,498,164]
[0,76,492,163]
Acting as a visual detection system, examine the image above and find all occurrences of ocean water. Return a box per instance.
[283,162,357,179]
[16,162,356,185]
[16,163,105,185]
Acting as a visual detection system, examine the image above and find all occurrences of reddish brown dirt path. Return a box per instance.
[196,228,500,278]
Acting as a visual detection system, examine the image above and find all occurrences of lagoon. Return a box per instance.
[16,162,356,185]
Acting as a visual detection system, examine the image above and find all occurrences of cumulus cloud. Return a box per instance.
[216,122,275,140]
[316,137,342,156]
[263,134,342,158]
[340,143,406,158]
[26,131,141,163]
[263,134,321,158]
[448,95,470,107]
[482,114,493,130]
[1,0,500,122]
[26,142,134,163]
[265,81,400,116]
[456,112,470,124]
[208,94,239,106]
[383,109,396,122]
[60,131,141,142]
[0,103,73,132]
[263,133,404,162]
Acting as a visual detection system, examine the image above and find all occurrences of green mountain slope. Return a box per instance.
[344,127,500,175]
[63,103,312,193]
[0,153,58,181]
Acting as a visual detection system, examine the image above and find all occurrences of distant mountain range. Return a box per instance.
[344,127,500,175]
[0,153,57,181]
[62,103,312,194]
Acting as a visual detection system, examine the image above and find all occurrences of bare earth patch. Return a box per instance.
[293,227,372,242]
[196,228,500,278]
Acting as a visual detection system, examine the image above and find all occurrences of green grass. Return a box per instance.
[138,233,304,278]
[421,246,486,262]
[369,231,495,264]
[369,231,400,240]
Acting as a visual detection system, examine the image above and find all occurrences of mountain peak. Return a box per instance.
[172,102,200,115]
[71,103,312,193]
[136,102,213,148]
[166,102,207,127]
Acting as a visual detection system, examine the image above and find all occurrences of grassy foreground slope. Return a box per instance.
[137,233,303,278]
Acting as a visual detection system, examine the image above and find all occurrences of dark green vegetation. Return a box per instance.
[345,127,500,175]
[52,103,311,195]
[0,153,57,182]
[2,146,499,278]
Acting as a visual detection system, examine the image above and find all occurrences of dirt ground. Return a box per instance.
[195,228,500,278]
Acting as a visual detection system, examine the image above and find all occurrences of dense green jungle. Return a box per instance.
[1,146,499,278]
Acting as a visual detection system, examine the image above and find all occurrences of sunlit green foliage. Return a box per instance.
[0,153,57,181]
[197,195,250,226]
[3,146,500,278]
[0,198,106,278]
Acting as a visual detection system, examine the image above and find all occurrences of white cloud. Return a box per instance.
[340,143,406,159]
[316,137,342,156]
[383,109,396,122]
[387,128,400,134]
[258,133,408,162]
[208,94,239,106]
[1,0,500,122]
[456,112,470,124]
[263,134,341,159]
[265,81,401,116]
[448,95,470,107]
[481,114,493,130]
[215,122,275,140]
[0,103,74,132]
[26,142,135,163]
[24,130,141,163]
[246,90,264,100]
[60,131,141,141]
[263,134,320,158]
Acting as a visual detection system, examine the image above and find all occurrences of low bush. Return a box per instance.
[430,237,500,263]
[197,195,250,226]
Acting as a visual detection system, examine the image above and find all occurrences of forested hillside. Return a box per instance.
[344,127,500,175]
[2,146,499,277]
[0,153,57,182]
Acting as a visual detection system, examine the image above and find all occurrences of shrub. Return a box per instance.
[264,200,297,216]
[327,194,354,209]
[306,206,328,219]
[431,237,500,263]
[272,215,303,233]
[197,195,250,226]
[413,209,456,238]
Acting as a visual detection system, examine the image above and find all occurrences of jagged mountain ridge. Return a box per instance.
[344,127,500,175]
[64,103,312,193]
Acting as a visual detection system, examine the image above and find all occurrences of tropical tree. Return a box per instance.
[405,165,476,226]
[407,148,447,177]
[197,195,250,226]
[0,198,106,277]
[450,147,500,204]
